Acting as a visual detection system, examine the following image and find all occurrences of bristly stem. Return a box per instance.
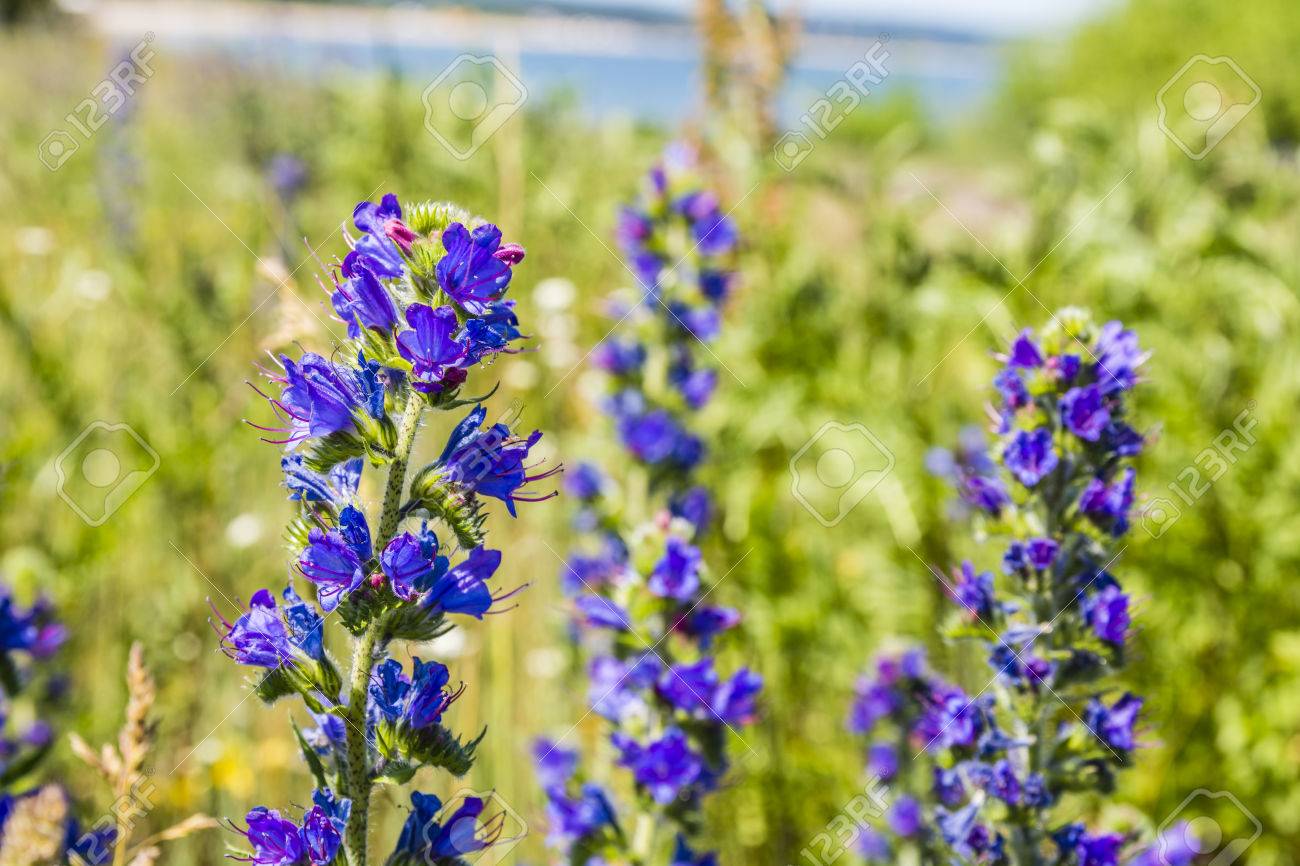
[343,393,424,866]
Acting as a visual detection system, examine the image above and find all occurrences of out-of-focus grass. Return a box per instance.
[2,2,1300,864]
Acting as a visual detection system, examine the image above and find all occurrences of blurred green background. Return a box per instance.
[2,0,1298,863]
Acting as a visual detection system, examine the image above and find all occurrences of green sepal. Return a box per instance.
[253,667,298,704]
[404,200,473,236]
[302,431,367,473]
[385,356,414,373]
[336,593,378,637]
[376,719,486,777]
[407,466,487,549]
[382,606,453,644]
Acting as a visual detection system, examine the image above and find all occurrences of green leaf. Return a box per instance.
[292,719,330,790]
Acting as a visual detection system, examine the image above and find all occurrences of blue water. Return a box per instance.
[168,32,998,124]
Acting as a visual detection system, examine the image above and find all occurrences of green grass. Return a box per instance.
[1,4,1299,863]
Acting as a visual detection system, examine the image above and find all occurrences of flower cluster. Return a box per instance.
[0,582,99,863]
[853,312,1185,866]
[595,142,737,485]
[222,193,554,865]
[537,146,759,865]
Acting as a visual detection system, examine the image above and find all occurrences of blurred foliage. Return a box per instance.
[0,1,1298,864]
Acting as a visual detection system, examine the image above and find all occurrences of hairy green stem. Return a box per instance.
[343,394,424,866]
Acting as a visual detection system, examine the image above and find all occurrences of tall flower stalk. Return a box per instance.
[535,145,760,865]
[219,193,556,866]
[848,311,1196,866]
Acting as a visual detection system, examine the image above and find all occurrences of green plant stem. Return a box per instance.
[343,393,424,866]
[630,811,658,865]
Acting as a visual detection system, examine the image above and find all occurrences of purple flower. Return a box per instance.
[588,654,659,722]
[617,408,683,464]
[677,191,737,256]
[990,759,1020,804]
[559,552,622,596]
[667,302,721,342]
[616,207,653,251]
[648,538,702,600]
[847,680,898,734]
[1093,321,1145,393]
[1061,385,1111,442]
[696,270,732,304]
[1084,692,1142,752]
[300,805,342,866]
[918,685,982,750]
[267,154,307,201]
[933,766,965,806]
[1051,353,1082,381]
[542,783,618,847]
[592,338,646,376]
[0,588,66,658]
[406,657,458,728]
[1079,468,1135,535]
[575,595,631,630]
[269,353,371,445]
[238,807,303,866]
[369,658,411,722]
[281,455,361,503]
[888,796,922,837]
[1003,427,1059,487]
[215,590,294,668]
[962,475,1010,514]
[614,727,703,804]
[331,256,400,338]
[396,303,468,394]
[351,194,409,278]
[678,604,738,646]
[460,300,524,363]
[563,463,605,501]
[436,223,517,315]
[1103,422,1144,457]
[438,406,558,516]
[336,504,372,561]
[858,828,891,861]
[1022,773,1052,808]
[952,561,995,619]
[670,364,718,409]
[424,546,504,618]
[1087,584,1130,645]
[370,658,460,730]
[298,527,366,612]
[657,659,717,714]
[533,739,578,789]
[867,742,898,781]
[1077,832,1126,866]
[669,486,712,533]
[1129,823,1199,866]
[381,532,447,601]
[712,668,762,724]
[1027,538,1059,570]
[994,369,1030,412]
[1008,329,1044,368]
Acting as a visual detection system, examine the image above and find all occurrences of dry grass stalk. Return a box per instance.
[66,643,216,866]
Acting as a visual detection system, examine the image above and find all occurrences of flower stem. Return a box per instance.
[630,812,657,865]
[343,393,424,866]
